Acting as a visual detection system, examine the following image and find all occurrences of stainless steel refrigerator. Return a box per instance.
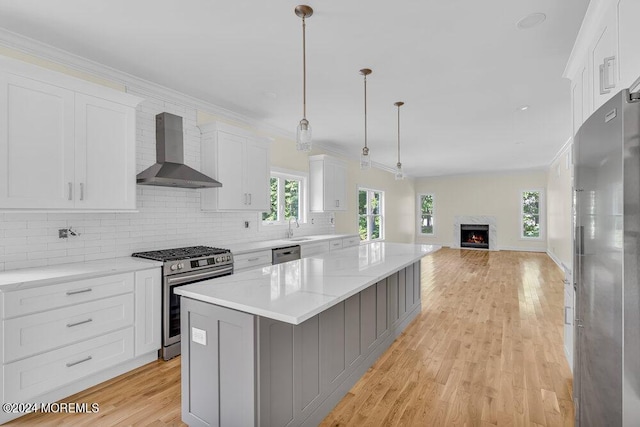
[574,87,640,426]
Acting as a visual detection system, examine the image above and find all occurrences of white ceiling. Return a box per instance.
[0,0,590,177]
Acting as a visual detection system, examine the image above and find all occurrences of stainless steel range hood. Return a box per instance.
[136,112,222,189]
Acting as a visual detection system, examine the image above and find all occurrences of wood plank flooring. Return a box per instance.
[8,248,573,426]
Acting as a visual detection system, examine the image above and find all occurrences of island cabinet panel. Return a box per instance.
[405,264,414,312]
[180,298,255,427]
[414,262,422,304]
[297,315,321,415]
[398,268,407,318]
[376,279,388,339]
[387,273,399,324]
[320,303,346,389]
[344,294,361,368]
[360,286,377,353]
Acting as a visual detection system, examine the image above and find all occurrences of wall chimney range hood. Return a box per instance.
[136,112,222,189]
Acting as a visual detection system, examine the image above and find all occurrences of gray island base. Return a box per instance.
[176,243,439,427]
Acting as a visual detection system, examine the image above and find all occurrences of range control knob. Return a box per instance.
[216,257,222,263]
[170,264,178,271]
[178,263,184,270]
[227,255,232,261]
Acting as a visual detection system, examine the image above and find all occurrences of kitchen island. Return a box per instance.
[175,242,440,427]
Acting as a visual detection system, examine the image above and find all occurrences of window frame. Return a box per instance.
[358,187,385,242]
[261,168,308,226]
[417,193,435,236]
[520,188,544,240]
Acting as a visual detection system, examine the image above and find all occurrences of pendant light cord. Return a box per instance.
[397,104,401,164]
[302,16,307,120]
[364,74,368,150]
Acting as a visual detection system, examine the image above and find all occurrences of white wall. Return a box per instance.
[415,170,548,251]
[546,143,573,268]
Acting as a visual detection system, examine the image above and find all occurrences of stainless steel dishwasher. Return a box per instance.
[272,245,301,264]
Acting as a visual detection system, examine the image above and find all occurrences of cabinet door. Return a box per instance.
[134,269,161,357]
[216,131,246,210]
[75,93,136,210]
[244,140,270,211]
[591,7,618,111]
[323,162,337,210]
[333,163,347,211]
[617,0,640,89]
[572,77,583,136]
[0,73,75,208]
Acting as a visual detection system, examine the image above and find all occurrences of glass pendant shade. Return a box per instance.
[360,146,371,169]
[395,162,404,180]
[296,118,312,151]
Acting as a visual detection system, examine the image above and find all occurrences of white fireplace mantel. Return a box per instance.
[453,216,497,251]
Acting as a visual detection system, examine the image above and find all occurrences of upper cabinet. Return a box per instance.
[199,122,270,212]
[309,155,347,212]
[0,56,141,210]
[565,0,640,135]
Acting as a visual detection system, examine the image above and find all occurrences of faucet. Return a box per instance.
[287,217,299,238]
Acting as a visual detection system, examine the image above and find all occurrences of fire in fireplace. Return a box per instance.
[460,224,489,249]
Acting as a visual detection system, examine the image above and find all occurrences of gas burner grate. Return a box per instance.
[132,246,230,262]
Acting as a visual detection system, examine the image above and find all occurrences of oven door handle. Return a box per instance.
[167,266,234,286]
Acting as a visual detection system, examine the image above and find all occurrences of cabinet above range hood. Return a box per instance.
[136,112,222,189]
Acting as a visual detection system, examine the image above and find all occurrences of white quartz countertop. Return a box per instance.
[0,257,162,291]
[226,234,359,255]
[175,242,441,325]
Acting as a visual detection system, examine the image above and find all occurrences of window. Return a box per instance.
[359,188,384,241]
[521,190,542,238]
[262,170,306,224]
[418,193,434,235]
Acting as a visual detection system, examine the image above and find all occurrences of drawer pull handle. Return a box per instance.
[67,318,93,328]
[247,257,260,262]
[66,355,92,368]
[66,288,92,296]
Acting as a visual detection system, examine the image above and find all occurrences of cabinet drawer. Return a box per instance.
[4,327,134,402]
[4,294,134,362]
[329,240,344,251]
[3,273,134,319]
[342,237,360,248]
[300,241,330,258]
[234,250,272,272]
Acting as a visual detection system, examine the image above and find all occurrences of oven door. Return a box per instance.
[163,265,233,348]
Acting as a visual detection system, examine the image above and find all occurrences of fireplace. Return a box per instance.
[460,224,489,249]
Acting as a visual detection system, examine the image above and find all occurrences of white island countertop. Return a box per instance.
[175,242,440,324]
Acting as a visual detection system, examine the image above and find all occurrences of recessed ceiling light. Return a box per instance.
[518,105,530,111]
[516,13,546,30]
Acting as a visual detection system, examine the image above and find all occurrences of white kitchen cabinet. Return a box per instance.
[0,56,141,210]
[590,6,618,111]
[200,122,271,212]
[134,269,161,357]
[329,240,343,251]
[617,0,640,90]
[309,155,347,212]
[300,241,330,257]
[342,236,360,248]
[0,267,160,423]
[233,249,272,272]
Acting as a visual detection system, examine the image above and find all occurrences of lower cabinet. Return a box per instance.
[0,267,161,424]
[181,261,422,427]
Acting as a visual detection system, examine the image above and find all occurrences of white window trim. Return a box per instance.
[520,188,544,240]
[358,187,385,242]
[417,193,435,237]
[261,167,308,226]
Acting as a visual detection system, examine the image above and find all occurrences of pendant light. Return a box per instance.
[360,68,372,169]
[394,101,405,180]
[295,5,313,151]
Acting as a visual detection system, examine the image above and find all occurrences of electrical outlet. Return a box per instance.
[191,327,207,345]
[244,221,250,229]
[59,229,69,239]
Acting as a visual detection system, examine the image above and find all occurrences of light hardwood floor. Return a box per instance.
[8,248,573,426]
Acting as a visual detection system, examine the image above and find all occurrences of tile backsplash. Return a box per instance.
[0,90,334,272]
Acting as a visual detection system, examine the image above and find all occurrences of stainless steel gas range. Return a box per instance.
[132,246,233,360]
